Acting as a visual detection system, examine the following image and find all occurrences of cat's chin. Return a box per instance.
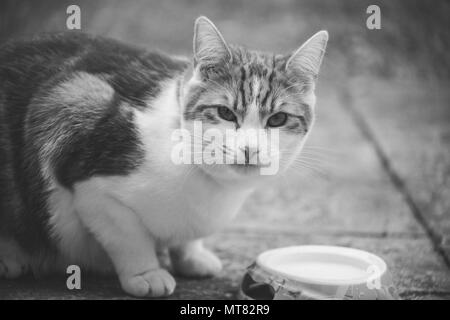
[199,164,276,187]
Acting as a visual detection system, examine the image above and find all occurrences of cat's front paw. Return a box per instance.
[171,248,222,278]
[120,268,176,298]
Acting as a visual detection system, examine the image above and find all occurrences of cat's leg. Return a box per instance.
[0,237,29,279]
[170,239,222,278]
[75,194,175,298]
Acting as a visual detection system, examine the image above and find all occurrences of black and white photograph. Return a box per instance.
[0,0,449,305]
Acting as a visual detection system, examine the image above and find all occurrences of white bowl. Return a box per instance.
[240,245,398,300]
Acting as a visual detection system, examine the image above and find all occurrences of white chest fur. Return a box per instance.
[96,78,253,243]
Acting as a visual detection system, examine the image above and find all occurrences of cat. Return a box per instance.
[0,16,328,298]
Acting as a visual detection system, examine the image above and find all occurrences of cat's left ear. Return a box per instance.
[193,16,232,67]
[285,31,328,78]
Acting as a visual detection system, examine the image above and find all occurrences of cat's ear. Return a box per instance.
[285,31,328,78]
[193,16,232,67]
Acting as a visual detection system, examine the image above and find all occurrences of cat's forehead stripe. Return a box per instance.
[239,66,246,111]
[260,67,274,111]
[235,59,277,116]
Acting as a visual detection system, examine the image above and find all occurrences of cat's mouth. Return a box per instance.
[229,163,261,174]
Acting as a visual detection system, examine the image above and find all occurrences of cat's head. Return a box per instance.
[180,16,328,185]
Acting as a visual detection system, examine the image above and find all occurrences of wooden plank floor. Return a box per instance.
[0,0,449,299]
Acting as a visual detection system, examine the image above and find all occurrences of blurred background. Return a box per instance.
[0,0,449,299]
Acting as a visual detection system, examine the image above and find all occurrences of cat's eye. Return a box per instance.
[267,112,288,127]
[217,106,237,122]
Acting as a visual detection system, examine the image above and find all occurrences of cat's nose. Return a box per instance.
[239,146,259,165]
[243,146,250,164]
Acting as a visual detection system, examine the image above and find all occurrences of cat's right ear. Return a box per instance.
[285,30,328,78]
[193,16,232,67]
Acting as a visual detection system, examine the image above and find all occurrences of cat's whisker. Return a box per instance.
[303,146,339,154]
[299,150,333,157]
[278,149,336,162]
[303,145,334,150]
[291,161,328,177]
[286,162,328,180]
[277,153,329,177]
[297,157,332,165]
